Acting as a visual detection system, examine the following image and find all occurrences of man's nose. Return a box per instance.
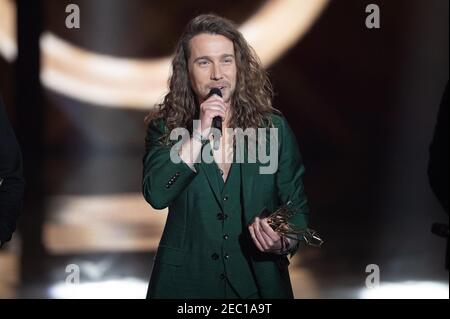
[210,63,223,80]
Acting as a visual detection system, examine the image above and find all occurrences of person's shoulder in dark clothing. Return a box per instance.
[0,96,25,246]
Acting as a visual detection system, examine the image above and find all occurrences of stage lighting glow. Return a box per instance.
[40,32,172,108]
[1,0,329,107]
[359,281,449,299]
[240,0,329,67]
[39,0,329,108]
[43,194,167,254]
[48,278,148,299]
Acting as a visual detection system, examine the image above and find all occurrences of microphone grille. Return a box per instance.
[209,88,222,98]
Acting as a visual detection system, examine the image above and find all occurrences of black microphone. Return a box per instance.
[208,88,222,151]
[209,88,223,135]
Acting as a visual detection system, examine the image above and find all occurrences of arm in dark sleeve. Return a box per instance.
[0,97,25,245]
[142,118,197,209]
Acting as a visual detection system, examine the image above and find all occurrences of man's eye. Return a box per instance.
[198,61,209,66]
[223,59,233,64]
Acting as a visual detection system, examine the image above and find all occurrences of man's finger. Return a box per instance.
[258,221,276,246]
[248,224,264,252]
[253,217,270,250]
[260,219,281,242]
[203,105,226,114]
[204,96,226,110]
[206,94,224,102]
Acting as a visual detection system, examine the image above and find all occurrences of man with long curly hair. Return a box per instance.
[143,14,309,299]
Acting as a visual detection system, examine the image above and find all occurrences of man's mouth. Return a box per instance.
[209,85,227,90]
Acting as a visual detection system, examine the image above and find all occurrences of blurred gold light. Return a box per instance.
[41,0,328,108]
[43,194,167,254]
[0,0,329,108]
[0,0,16,62]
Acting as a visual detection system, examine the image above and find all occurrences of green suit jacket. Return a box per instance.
[143,114,310,299]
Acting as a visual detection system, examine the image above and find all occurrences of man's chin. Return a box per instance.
[222,90,234,103]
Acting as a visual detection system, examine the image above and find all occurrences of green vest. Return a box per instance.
[210,157,260,298]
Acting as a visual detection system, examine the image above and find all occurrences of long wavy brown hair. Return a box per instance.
[146,14,280,142]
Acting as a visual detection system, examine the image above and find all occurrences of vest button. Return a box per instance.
[224,253,230,260]
[223,234,229,240]
[211,253,219,260]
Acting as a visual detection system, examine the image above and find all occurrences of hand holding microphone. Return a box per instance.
[209,88,223,136]
[197,88,226,150]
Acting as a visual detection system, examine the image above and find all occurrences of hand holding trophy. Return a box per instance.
[260,201,324,248]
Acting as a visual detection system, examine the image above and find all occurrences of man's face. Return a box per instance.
[188,33,237,104]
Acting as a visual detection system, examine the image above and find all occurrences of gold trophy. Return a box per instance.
[260,201,324,247]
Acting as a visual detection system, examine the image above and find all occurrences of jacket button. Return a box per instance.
[217,213,224,220]
[211,253,219,260]
[224,253,229,260]
[223,196,228,201]
[165,184,170,188]
[223,234,229,240]
[220,273,226,280]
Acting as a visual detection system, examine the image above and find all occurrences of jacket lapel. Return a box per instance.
[199,161,224,211]
[240,137,260,225]
[197,141,224,211]
[197,131,266,218]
